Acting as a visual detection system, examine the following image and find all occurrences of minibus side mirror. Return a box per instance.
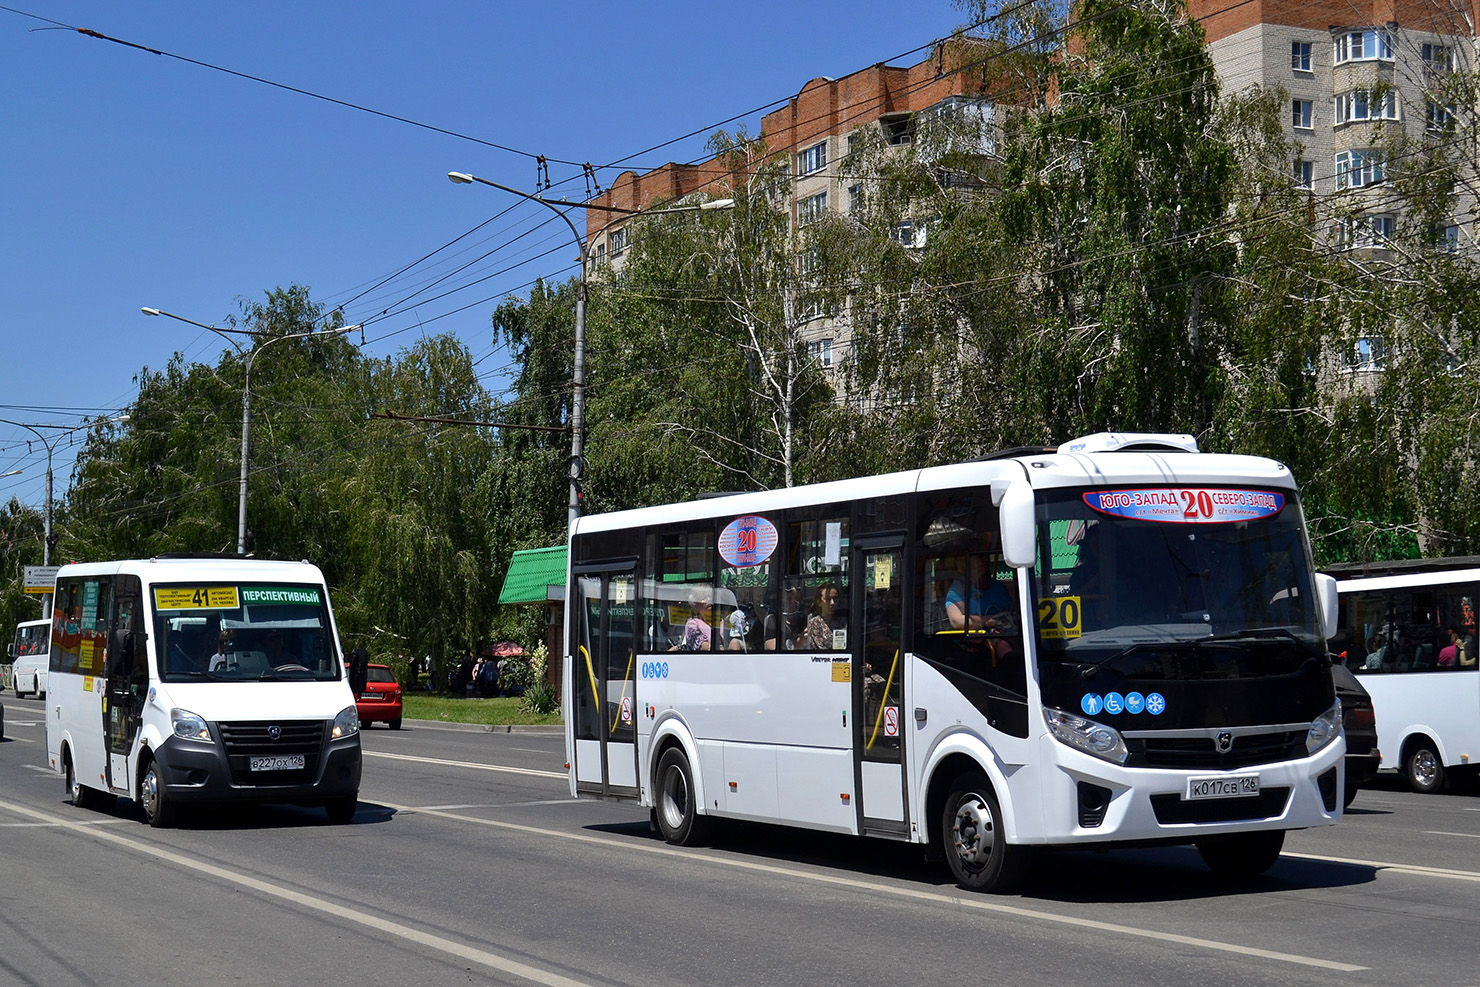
[1316,572,1339,641]
[998,481,1036,569]
[6,643,14,659]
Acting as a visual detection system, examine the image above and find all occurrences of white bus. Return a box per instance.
[564,432,1345,892]
[9,618,51,697]
[45,556,362,826]
[1324,557,1480,794]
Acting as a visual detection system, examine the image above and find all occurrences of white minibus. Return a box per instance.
[10,618,51,697]
[1324,557,1480,793]
[566,432,1345,892]
[45,556,362,826]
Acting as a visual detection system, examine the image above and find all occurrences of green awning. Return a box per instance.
[498,546,568,605]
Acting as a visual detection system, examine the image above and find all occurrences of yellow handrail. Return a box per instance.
[866,648,901,750]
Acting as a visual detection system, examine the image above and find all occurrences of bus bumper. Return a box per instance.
[151,731,362,804]
[1031,735,1345,845]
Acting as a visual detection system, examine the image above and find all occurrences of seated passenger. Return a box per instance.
[946,553,1013,633]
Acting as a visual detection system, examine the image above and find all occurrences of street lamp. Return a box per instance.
[0,415,127,616]
[142,307,360,554]
[448,170,732,529]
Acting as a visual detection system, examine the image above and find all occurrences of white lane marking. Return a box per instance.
[24,764,51,772]
[0,818,127,828]
[1422,831,1480,840]
[6,720,42,727]
[364,749,566,780]
[1284,851,1480,882]
[0,796,597,987]
[6,735,36,743]
[375,800,1365,973]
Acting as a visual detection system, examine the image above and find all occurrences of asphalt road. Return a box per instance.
[2,693,1477,987]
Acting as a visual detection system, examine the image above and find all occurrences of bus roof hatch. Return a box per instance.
[1056,432,1199,455]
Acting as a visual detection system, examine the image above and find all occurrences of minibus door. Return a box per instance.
[854,537,908,835]
[104,576,146,794]
[571,563,640,798]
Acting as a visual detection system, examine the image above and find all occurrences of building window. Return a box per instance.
[1352,337,1386,372]
[1294,159,1314,188]
[1335,149,1385,189]
[1333,89,1398,125]
[609,227,630,257]
[798,191,828,226]
[1292,40,1312,72]
[1333,29,1393,65]
[1292,99,1314,129]
[880,113,915,145]
[848,183,863,212]
[1422,43,1456,73]
[798,141,827,176]
[1442,224,1461,251]
[1427,101,1457,132]
[806,338,834,366]
[1368,214,1395,244]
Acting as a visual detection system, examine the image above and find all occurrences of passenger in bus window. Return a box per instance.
[765,583,805,650]
[796,581,842,650]
[946,553,1012,633]
[208,630,232,672]
[670,591,714,652]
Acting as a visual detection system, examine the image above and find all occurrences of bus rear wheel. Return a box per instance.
[941,772,1028,893]
[655,747,711,846]
[65,754,106,811]
[140,758,177,828]
[1196,829,1285,877]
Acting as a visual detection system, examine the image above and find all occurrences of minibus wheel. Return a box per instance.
[655,747,712,846]
[941,772,1029,893]
[65,753,105,811]
[1196,829,1285,876]
[140,757,177,828]
[325,796,358,824]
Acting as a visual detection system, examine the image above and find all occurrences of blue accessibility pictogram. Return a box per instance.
[1080,693,1103,715]
[1146,692,1166,715]
[1103,692,1124,714]
[1125,692,1145,714]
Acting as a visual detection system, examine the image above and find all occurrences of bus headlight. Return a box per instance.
[332,705,360,740]
[1045,708,1129,764]
[1306,698,1342,754]
[170,708,212,742]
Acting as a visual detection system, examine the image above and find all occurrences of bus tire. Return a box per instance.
[1404,739,1446,794]
[65,754,105,811]
[654,747,711,846]
[1196,829,1285,877]
[140,757,177,828]
[941,772,1028,893]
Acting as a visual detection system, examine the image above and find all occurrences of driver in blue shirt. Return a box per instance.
[946,551,1012,632]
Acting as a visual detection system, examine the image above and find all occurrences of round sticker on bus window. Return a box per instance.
[717,515,779,567]
[1083,488,1284,524]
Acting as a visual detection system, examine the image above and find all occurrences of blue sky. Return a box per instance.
[0,1,973,509]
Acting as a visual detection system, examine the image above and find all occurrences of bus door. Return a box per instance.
[104,576,145,793]
[854,536,908,834]
[571,563,640,798]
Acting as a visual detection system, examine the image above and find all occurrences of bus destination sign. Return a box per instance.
[1084,488,1284,524]
[153,587,241,610]
[717,515,779,568]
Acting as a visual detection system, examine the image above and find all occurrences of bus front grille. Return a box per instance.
[1151,787,1291,824]
[218,720,325,785]
[1130,731,1305,770]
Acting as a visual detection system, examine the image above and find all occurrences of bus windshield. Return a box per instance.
[151,582,340,683]
[1031,486,1328,725]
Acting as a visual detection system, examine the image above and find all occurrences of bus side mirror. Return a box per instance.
[6,643,14,659]
[998,482,1036,569]
[1316,573,1339,641]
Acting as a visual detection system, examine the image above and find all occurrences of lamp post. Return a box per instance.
[447,171,732,529]
[0,415,127,616]
[142,307,360,554]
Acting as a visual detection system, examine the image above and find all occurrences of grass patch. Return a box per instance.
[402,694,562,727]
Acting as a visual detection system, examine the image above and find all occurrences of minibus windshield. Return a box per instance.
[151,582,340,682]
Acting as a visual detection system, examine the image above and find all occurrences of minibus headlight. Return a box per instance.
[1306,698,1342,754]
[170,708,212,742]
[1045,708,1129,765]
[332,705,360,739]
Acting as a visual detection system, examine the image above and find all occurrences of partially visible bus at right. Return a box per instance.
[1324,557,1480,794]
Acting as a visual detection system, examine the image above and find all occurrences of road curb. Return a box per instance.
[399,718,563,735]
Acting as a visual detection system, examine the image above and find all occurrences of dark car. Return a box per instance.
[356,663,403,730]
[1332,663,1379,808]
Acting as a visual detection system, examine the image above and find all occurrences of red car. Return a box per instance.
[356,663,403,729]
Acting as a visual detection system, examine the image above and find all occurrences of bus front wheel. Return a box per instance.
[1404,740,1446,794]
[140,758,177,828]
[1196,829,1285,876]
[941,772,1029,893]
[655,747,711,847]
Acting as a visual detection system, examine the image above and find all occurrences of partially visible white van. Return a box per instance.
[10,618,51,698]
[45,557,362,826]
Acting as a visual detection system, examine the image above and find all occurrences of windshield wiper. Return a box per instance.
[259,664,315,681]
[1198,627,1327,660]
[1080,637,1233,680]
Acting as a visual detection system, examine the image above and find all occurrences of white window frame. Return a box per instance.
[1333,29,1393,65]
[1427,100,1457,131]
[798,141,827,176]
[1294,159,1314,189]
[609,226,630,257]
[1335,149,1385,189]
[798,191,828,227]
[1291,40,1312,72]
[1292,99,1314,129]
[1352,336,1386,372]
[806,338,834,366]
